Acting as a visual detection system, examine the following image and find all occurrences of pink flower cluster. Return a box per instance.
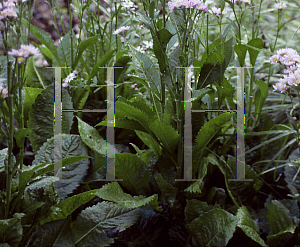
[168,0,208,13]
[0,0,18,21]
[62,70,78,87]
[271,48,300,93]
[113,26,130,35]
[8,44,41,64]
[0,82,8,99]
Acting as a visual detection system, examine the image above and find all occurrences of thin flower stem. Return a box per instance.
[5,61,13,219]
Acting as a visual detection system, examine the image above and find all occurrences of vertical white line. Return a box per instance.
[54,67,62,180]
[106,67,115,180]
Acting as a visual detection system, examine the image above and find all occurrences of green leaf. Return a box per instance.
[154,173,178,207]
[73,35,98,68]
[21,19,60,64]
[115,99,153,135]
[30,134,90,199]
[247,38,263,66]
[185,200,217,224]
[71,201,143,246]
[187,207,238,246]
[28,85,73,153]
[237,206,268,247]
[55,31,76,67]
[128,43,161,94]
[135,10,154,30]
[76,116,116,157]
[149,119,179,154]
[255,80,268,122]
[24,87,43,124]
[115,153,150,194]
[149,0,155,19]
[234,43,247,67]
[39,189,98,225]
[0,213,25,247]
[134,130,162,160]
[27,218,74,247]
[14,128,31,150]
[95,182,162,212]
[194,112,235,154]
[267,200,296,246]
[96,118,148,133]
[88,49,116,81]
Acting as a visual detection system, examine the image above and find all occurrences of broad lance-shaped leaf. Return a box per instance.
[115,99,154,136]
[71,202,143,247]
[31,134,90,199]
[237,206,268,247]
[115,153,150,195]
[28,84,73,154]
[149,119,179,154]
[187,207,238,246]
[128,42,161,94]
[76,116,118,157]
[39,189,99,225]
[194,112,235,154]
[27,217,74,247]
[95,182,162,212]
[267,200,296,246]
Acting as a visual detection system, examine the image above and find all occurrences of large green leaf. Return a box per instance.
[185,200,218,224]
[31,134,90,199]
[76,116,117,157]
[134,130,162,160]
[95,182,161,212]
[0,213,24,247]
[149,119,179,154]
[71,201,142,247]
[24,87,43,125]
[128,43,161,94]
[39,189,98,225]
[187,207,238,246]
[237,206,268,247]
[115,153,150,194]
[267,200,296,246]
[194,112,235,154]
[27,218,75,247]
[28,85,74,153]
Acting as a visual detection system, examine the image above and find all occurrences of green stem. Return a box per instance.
[5,61,13,219]
[69,0,73,69]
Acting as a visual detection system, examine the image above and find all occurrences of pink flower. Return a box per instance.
[73,70,78,75]
[62,82,69,87]
[81,78,84,81]
[113,26,130,35]
[274,2,287,9]
[120,36,125,43]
